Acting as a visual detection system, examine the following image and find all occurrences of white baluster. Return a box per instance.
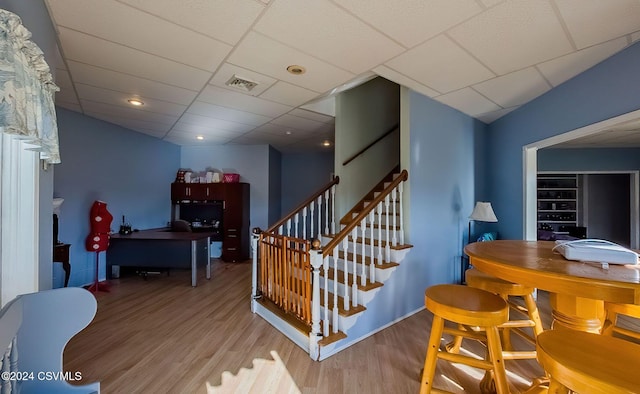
[278,225,283,235]
[351,228,358,307]
[342,237,350,310]
[324,190,330,235]
[310,201,315,240]
[392,186,398,247]
[309,247,323,360]
[377,202,384,264]
[302,206,308,240]
[399,181,405,245]
[331,185,336,235]
[294,213,299,238]
[369,211,376,283]
[385,195,391,263]
[317,196,322,239]
[332,248,339,333]
[323,255,330,337]
[286,218,291,237]
[361,218,367,286]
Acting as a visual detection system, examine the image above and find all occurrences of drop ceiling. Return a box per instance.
[44,0,640,153]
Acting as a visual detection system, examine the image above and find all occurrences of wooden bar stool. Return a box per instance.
[601,302,640,341]
[536,330,640,393]
[420,284,510,394]
[448,268,544,358]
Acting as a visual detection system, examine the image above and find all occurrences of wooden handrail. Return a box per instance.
[266,176,340,233]
[322,169,408,257]
[342,124,399,166]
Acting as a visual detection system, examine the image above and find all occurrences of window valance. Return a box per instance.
[0,9,60,164]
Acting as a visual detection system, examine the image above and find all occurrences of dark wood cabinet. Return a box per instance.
[171,182,250,262]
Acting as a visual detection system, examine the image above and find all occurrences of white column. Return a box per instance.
[309,248,323,361]
[294,213,299,238]
[324,190,330,235]
[399,182,405,245]
[309,201,315,240]
[302,207,307,240]
[369,211,376,283]
[377,202,383,264]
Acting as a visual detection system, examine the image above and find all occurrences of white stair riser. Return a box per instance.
[322,262,397,283]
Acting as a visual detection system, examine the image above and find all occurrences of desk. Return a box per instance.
[53,243,71,287]
[108,229,213,287]
[465,240,640,332]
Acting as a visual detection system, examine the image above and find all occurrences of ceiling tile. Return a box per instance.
[75,84,187,116]
[472,67,550,108]
[187,101,271,126]
[537,38,629,87]
[372,65,439,97]
[254,0,405,74]
[57,101,82,112]
[555,0,640,49]
[84,110,172,133]
[209,63,277,97]
[434,88,501,117]
[259,81,318,107]
[175,114,255,134]
[197,85,292,118]
[288,108,334,124]
[46,0,231,72]
[54,69,80,105]
[474,107,517,124]
[385,35,495,93]
[67,61,198,105]
[81,100,178,126]
[449,1,573,75]
[57,27,212,91]
[270,114,328,132]
[117,0,265,45]
[334,0,482,48]
[228,31,354,93]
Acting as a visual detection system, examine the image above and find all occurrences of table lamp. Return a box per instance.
[462,202,498,283]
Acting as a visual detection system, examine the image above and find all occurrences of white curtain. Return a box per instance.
[0,9,59,164]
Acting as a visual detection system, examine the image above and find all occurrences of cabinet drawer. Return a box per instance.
[223,236,241,248]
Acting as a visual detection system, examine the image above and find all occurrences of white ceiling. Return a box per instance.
[44,0,640,153]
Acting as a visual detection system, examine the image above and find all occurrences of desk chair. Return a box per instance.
[420,284,510,394]
[536,330,640,393]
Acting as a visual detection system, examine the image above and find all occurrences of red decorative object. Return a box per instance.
[85,200,113,292]
[222,173,239,183]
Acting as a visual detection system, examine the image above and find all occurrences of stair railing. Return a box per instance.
[309,169,408,353]
[266,176,339,239]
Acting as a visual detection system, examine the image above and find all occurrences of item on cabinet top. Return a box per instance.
[175,169,186,183]
[184,171,192,183]
[212,172,221,183]
[223,173,240,183]
[205,171,214,183]
[119,215,132,235]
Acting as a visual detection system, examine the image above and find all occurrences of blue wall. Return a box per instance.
[54,108,180,286]
[539,148,640,171]
[280,152,334,215]
[268,146,282,226]
[488,42,640,239]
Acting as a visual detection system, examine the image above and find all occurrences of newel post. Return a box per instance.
[251,227,261,313]
[309,239,323,361]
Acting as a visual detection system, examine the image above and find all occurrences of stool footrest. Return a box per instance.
[502,350,537,360]
[442,326,486,342]
[438,351,493,370]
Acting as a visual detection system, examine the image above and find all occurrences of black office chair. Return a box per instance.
[171,220,192,232]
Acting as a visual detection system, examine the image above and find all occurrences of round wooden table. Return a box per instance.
[464,240,640,333]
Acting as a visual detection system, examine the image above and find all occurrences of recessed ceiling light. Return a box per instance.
[285,130,292,135]
[286,65,306,75]
[196,135,204,140]
[127,98,144,106]
[322,140,332,147]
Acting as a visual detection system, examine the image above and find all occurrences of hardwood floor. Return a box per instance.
[65,261,558,393]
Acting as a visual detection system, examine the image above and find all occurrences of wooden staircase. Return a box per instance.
[252,169,412,360]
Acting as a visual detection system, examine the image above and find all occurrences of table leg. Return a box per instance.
[206,236,211,280]
[549,293,605,333]
[191,239,197,287]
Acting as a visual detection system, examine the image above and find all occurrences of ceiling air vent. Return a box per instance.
[225,75,258,92]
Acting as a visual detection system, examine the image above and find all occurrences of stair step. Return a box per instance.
[320,292,366,317]
[318,329,347,346]
[321,269,384,291]
[327,235,412,250]
[336,251,399,270]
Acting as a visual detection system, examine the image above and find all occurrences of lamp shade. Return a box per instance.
[469,202,498,222]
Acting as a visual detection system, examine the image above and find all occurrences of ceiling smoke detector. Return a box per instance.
[225,75,259,92]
